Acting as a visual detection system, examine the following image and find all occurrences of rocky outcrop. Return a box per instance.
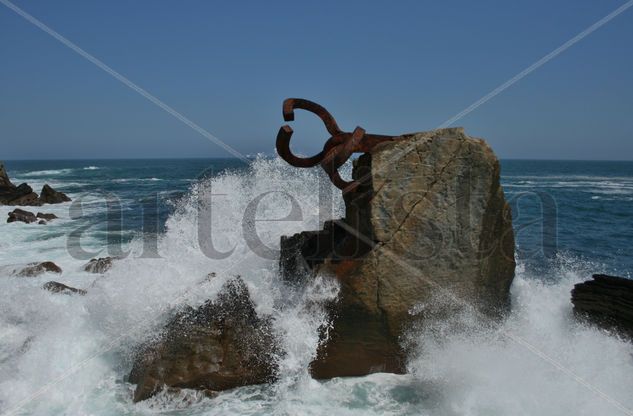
[7,208,38,224]
[0,163,12,189]
[128,277,278,402]
[36,212,58,221]
[280,128,515,378]
[0,182,41,206]
[83,257,115,274]
[43,281,86,295]
[15,261,62,277]
[571,274,633,338]
[0,164,70,206]
[7,209,58,224]
[39,184,71,204]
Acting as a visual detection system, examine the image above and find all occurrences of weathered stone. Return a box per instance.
[15,261,63,277]
[36,212,58,221]
[0,183,41,206]
[280,128,515,378]
[83,257,115,274]
[572,274,633,338]
[0,164,43,206]
[39,184,71,204]
[129,277,278,402]
[43,281,86,295]
[7,208,37,224]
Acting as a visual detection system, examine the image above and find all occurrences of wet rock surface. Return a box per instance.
[7,209,59,224]
[43,281,86,295]
[83,257,115,273]
[39,184,71,204]
[281,128,516,378]
[0,182,41,206]
[15,262,63,277]
[36,212,58,221]
[129,277,278,402]
[572,274,633,338]
[0,164,69,206]
[7,208,38,224]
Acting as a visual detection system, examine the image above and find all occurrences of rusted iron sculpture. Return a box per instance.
[276,98,396,192]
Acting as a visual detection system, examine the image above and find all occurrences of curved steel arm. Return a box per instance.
[275,98,396,191]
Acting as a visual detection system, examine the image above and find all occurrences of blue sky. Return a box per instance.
[1,0,632,160]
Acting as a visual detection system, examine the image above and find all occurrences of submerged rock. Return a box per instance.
[43,281,86,295]
[571,274,633,338]
[7,208,37,224]
[129,277,278,402]
[39,184,71,204]
[15,261,63,277]
[280,128,515,378]
[36,212,58,221]
[83,257,115,273]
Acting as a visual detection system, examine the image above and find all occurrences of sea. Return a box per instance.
[0,157,632,416]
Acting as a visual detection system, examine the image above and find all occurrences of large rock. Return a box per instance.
[128,277,278,402]
[0,182,41,206]
[280,128,515,378]
[39,184,71,204]
[571,274,633,338]
[0,163,47,206]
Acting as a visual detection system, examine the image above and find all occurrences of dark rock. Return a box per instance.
[83,257,115,274]
[0,162,14,189]
[280,128,515,379]
[36,212,58,221]
[38,220,46,225]
[15,261,63,277]
[0,164,43,206]
[0,183,41,206]
[129,277,278,402]
[7,208,37,224]
[43,281,86,295]
[39,184,71,204]
[571,274,633,338]
[279,220,358,284]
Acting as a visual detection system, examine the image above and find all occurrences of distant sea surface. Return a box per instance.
[0,158,632,415]
[4,158,631,272]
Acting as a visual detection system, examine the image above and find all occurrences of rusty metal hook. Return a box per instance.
[276,98,396,192]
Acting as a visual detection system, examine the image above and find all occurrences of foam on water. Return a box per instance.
[0,158,632,415]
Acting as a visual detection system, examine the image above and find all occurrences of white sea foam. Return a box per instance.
[18,169,73,177]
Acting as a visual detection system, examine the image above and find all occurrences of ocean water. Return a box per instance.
[0,157,632,416]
